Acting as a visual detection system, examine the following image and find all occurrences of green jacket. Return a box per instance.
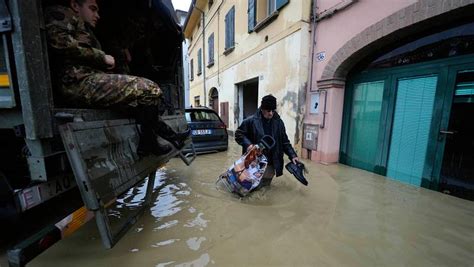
[44,5,108,87]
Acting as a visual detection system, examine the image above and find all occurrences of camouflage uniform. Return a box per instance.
[44,5,161,107]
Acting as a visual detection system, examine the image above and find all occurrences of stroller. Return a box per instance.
[216,135,275,197]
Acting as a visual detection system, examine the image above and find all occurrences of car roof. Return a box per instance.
[185,107,217,112]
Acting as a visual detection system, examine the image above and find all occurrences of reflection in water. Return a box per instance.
[186,237,206,251]
[27,142,474,267]
[152,239,180,247]
[184,213,208,230]
[154,220,178,231]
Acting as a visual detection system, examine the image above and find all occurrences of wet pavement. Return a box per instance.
[2,142,474,266]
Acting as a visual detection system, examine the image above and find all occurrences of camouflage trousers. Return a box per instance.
[62,73,162,107]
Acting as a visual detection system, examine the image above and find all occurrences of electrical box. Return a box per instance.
[303,123,318,151]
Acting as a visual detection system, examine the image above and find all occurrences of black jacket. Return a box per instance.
[235,109,297,177]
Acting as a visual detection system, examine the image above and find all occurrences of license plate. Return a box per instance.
[192,129,212,135]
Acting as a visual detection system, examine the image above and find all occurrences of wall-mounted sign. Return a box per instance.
[316,51,326,62]
[303,124,319,151]
[310,93,319,114]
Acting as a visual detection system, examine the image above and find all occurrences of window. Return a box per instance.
[197,48,202,75]
[194,96,201,107]
[190,59,194,81]
[224,6,235,54]
[208,33,214,67]
[186,109,221,122]
[248,0,289,32]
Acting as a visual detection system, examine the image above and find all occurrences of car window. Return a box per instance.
[186,110,220,122]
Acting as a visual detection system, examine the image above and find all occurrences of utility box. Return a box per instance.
[303,124,319,151]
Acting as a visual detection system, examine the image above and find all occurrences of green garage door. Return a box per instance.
[387,75,438,186]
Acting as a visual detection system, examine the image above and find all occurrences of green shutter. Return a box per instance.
[387,75,437,186]
[276,0,289,10]
[346,81,384,171]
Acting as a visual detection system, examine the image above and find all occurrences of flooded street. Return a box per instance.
[14,142,474,266]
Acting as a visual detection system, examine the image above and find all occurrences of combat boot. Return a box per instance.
[137,125,172,157]
[154,118,191,149]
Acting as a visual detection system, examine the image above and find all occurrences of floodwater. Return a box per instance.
[14,142,474,266]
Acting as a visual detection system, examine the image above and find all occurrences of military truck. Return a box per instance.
[0,0,195,266]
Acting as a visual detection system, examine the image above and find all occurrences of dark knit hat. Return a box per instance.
[261,94,277,110]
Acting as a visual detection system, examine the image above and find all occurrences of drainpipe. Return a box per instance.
[308,0,328,129]
[308,0,317,93]
[192,4,207,106]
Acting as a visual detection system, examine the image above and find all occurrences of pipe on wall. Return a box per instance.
[192,4,207,106]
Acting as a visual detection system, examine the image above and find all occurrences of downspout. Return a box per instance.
[319,89,327,128]
[308,0,317,93]
[192,4,207,106]
[217,4,220,86]
[309,0,328,129]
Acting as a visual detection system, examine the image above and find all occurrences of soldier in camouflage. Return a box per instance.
[44,0,189,156]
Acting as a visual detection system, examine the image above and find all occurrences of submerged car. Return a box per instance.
[184,107,228,154]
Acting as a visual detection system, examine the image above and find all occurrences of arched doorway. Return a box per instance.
[338,20,474,200]
[209,87,219,113]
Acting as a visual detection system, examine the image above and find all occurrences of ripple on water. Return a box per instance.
[150,183,188,219]
[184,212,208,230]
[174,253,211,267]
[210,175,307,208]
[186,237,206,251]
[154,219,179,231]
[151,239,180,247]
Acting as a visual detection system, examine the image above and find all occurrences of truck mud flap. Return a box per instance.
[57,118,186,249]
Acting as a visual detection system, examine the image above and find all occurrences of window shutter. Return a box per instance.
[225,13,230,49]
[208,33,214,64]
[197,48,202,74]
[190,59,194,80]
[276,0,289,10]
[248,0,256,33]
[230,6,235,46]
[225,6,235,49]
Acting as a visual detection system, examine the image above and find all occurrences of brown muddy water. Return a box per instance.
[4,142,474,266]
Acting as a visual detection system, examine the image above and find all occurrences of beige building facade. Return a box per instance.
[184,0,312,147]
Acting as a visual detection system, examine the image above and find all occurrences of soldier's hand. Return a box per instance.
[104,54,115,69]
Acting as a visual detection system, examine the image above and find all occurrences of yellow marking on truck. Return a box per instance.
[56,206,94,238]
[0,73,9,87]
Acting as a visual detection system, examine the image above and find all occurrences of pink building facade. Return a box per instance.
[304,0,474,199]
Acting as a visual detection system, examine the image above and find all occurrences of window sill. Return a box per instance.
[207,61,214,68]
[223,46,235,56]
[254,11,279,33]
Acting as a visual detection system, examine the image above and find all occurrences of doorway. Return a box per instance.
[237,78,259,122]
[439,70,474,200]
[209,87,219,113]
